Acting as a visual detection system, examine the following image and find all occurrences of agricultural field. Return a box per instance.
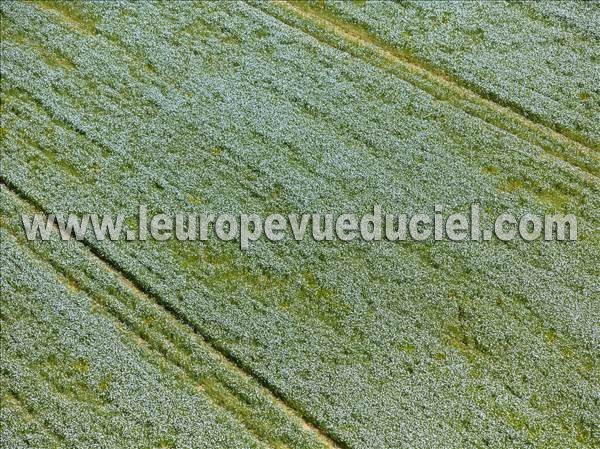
[1,1,599,448]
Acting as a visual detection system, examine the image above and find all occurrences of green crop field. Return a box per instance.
[1,1,598,448]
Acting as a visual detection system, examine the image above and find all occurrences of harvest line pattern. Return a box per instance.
[249,1,599,179]
[0,179,344,449]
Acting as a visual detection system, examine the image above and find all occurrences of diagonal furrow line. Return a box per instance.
[275,0,600,156]
[1,225,277,449]
[0,178,346,449]
[246,1,599,181]
[0,383,65,445]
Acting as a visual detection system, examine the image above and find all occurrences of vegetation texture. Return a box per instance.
[1,1,599,448]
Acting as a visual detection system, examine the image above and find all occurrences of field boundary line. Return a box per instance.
[247,1,598,181]
[0,179,345,449]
